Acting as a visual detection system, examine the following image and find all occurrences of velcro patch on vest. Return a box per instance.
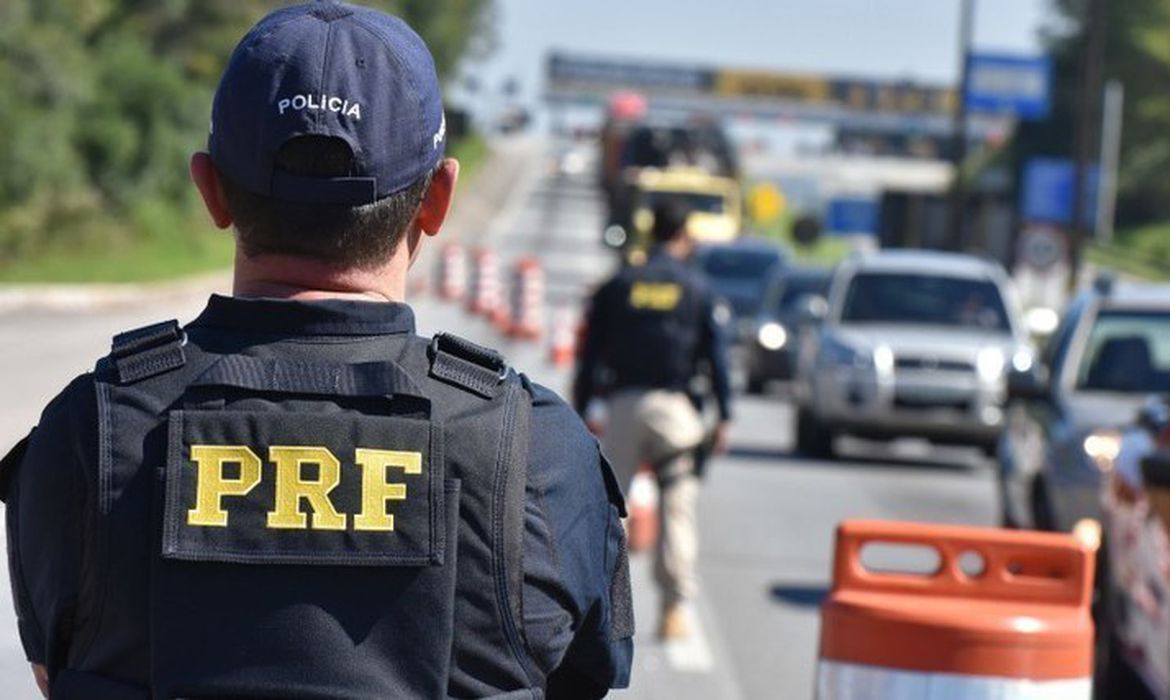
[162,410,443,566]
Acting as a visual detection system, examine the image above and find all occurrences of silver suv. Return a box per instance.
[792,250,1030,459]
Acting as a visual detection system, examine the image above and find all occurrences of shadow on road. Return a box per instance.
[768,583,830,608]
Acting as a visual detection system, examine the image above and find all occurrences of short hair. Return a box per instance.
[651,199,692,243]
[219,136,433,269]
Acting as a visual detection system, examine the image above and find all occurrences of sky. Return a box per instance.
[458,0,1050,114]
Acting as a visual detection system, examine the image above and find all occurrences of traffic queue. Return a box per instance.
[588,99,1170,699]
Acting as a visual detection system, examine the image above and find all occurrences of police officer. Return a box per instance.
[574,201,732,641]
[1,3,632,698]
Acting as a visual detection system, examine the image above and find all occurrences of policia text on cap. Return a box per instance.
[0,2,633,698]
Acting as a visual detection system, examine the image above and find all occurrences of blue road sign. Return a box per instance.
[1021,157,1098,227]
[826,197,879,235]
[966,54,1051,120]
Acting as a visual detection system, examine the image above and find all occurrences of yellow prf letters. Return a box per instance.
[188,446,263,527]
[629,282,681,311]
[353,449,423,532]
[186,444,423,531]
[266,447,346,531]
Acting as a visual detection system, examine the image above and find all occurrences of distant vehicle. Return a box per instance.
[792,250,1028,459]
[607,168,743,251]
[692,238,786,338]
[744,267,832,394]
[602,116,740,250]
[1093,399,1170,700]
[999,281,1170,534]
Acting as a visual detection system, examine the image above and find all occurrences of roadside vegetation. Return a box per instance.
[0,1,493,283]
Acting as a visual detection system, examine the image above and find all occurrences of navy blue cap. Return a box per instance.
[209,1,446,205]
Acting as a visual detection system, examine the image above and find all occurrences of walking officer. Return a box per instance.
[1,2,632,697]
[573,200,733,641]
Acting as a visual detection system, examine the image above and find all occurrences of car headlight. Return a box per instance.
[1083,430,1122,473]
[873,345,894,374]
[1011,347,1035,373]
[757,323,787,351]
[976,347,1006,382]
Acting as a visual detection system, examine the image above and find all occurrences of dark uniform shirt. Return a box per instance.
[574,248,733,421]
[6,295,631,697]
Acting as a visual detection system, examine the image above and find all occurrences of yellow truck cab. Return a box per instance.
[624,167,742,253]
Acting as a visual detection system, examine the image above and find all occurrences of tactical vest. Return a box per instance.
[606,262,705,391]
[44,320,544,699]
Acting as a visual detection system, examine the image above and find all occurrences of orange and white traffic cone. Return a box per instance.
[436,242,466,301]
[626,468,659,554]
[548,307,577,368]
[816,520,1095,699]
[507,258,545,340]
[466,248,502,318]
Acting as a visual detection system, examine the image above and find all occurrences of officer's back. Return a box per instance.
[2,3,632,698]
[575,202,732,422]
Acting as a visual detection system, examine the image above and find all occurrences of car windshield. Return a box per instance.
[1075,310,1170,393]
[839,272,1011,331]
[644,190,725,214]
[699,248,783,316]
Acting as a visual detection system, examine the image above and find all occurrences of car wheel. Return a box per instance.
[795,407,834,459]
[1030,477,1056,531]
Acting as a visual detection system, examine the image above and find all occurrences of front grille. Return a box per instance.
[894,356,974,372]
[893,392,971,412]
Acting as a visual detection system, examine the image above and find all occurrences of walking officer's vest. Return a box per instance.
[52,320,543,699]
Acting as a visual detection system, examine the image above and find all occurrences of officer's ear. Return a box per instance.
[190,152,234,230]
[416,158,459,237]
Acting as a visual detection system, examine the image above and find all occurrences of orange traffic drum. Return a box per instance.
[817,520,1095,699]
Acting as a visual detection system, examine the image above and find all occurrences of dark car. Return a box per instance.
[744,267,831,394]
[692,239,787,341]
[999,280,1170,534]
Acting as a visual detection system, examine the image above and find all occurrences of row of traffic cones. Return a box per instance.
[433,242,577,368]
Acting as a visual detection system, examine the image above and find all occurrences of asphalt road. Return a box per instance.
[0,137,999,699]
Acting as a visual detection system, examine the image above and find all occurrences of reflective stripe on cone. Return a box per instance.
[436,243,466,301]
[548,307,576,368]
[466,248,501,317]
[507,257,544,339]
[627,469,659,553]
[816,520,1095,700]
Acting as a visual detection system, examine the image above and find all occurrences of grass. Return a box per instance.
[0,134,491,284]
[0,202,234,284]
[449,134,488,183]
[1087,220,1170,282]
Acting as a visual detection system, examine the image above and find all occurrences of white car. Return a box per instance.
[792,250,1030,459]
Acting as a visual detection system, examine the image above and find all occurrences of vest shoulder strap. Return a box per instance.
[428,332,507,398]
[107,320,187,384]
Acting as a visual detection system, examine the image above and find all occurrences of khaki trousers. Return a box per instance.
[603,389,704,605]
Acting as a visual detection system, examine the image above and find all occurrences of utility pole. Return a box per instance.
[1096,79,1124,245]
[1068,0,1107,291]
[946,0,976,251]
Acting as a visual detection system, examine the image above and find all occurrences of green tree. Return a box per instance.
[1016,0,1170,226]
[0,0,494,264]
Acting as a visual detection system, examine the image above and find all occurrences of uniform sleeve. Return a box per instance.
[572,282,614,416]
[521,381,633,696]
[699,290,734,421]
[4,377,92,667]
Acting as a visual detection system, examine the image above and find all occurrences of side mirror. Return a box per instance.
[798,295,828,326]
[1006,366,1050,402]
